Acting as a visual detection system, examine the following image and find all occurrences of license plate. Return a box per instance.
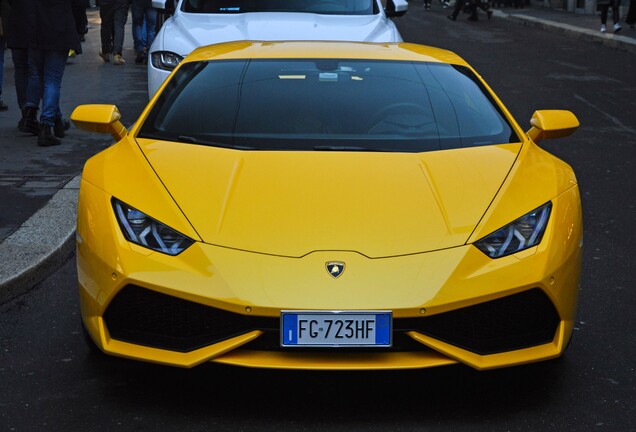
[280,311,392,347]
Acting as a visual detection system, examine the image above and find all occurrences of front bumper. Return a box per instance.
[78,181,582,370]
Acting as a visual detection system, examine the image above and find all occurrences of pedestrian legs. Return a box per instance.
[132,0,157,64]
[30,48,69,146]
[112,0,130,64]
[448,0,463,20]
[599,0,622,33]
[0,34,7,110]
[11,48,41,134]
[132,1,148,57]
[99,1,116,60]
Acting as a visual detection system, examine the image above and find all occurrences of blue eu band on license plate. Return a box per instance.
[280,311,392,347]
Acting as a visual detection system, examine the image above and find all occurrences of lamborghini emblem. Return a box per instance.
[326,261,345,278]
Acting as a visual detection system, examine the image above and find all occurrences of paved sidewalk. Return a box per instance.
[1,4,635,304]
[0,8,148,304]
[498,2,636,53]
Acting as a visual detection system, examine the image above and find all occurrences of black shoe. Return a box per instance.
[54,117,71,138]
[447,14,456,20]
[135,52,147,64]
[0,101,8,111]
[38,124,62,147]
[19,107,40,135]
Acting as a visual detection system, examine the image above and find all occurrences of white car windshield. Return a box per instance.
[181,0,379,14]
[139,59,519,152]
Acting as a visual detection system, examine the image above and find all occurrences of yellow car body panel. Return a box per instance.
[468,140,578,243]
[75,41,583,370]
[78,136,201,242]
[184,41,470,66]
[137,140,521,257]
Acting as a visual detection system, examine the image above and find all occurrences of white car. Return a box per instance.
[148,0,408,97]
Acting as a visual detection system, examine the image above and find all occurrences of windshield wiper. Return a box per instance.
[177,135,257,150]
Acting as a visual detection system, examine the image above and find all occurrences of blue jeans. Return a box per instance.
[11,48,41,110]
[131,0,158,54]
[29,49,68,127]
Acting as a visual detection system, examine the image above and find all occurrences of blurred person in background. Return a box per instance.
[6,0,41,134]
[99,0,129,65]
[597,0,622,33]
[0,0,10,111]
[29,0,82,146]
[626,0,635,29]
[71,0,90,43]
[131,0,157,64]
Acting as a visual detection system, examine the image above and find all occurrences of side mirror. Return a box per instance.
[71,104,128,142]
[526,110,579,144]
[385,0,408,17]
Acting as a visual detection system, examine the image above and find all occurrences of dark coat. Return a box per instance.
[0,0,10,39]
[7,0,82,53]
[6,0,29,49]
[0,0,11,36]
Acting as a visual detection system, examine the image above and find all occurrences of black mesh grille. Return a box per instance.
[104,286,559,355]
[398,288,560,355]
[104,285,277,352]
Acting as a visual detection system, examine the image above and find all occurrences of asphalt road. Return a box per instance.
[1,5,635,432]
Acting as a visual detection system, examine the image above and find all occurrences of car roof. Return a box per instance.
[184,41,470,67]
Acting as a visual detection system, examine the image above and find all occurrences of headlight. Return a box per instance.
[474,202,552,258]
[150,51,184,71]
[112,198,193,255]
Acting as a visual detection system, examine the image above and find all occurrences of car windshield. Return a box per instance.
[138,59,520,152]
[181,0,378,14]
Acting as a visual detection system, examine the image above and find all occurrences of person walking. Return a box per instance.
[29,0,82,147]
[448,0,491,21]
[131,0,157,64]
[71,0,90,43]
[626,0,635,29]
[0,0,10,111]
[6,0,41,135]
[447,0,467,20]
[99,0,129,65]
[597,0,622,33]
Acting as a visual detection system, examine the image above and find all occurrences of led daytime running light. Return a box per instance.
[112,198,193,256]
[475,202,552,258]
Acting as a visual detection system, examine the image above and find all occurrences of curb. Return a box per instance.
[0,176,80,304]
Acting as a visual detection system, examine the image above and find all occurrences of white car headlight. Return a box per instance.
[112,198,193,255]
[150,51,184,71]
[474,202,552,258]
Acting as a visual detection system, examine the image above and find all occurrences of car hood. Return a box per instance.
[158,12,401,55]
[138,140,521,257]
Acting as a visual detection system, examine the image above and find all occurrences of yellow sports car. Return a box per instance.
[72,41,582,371]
